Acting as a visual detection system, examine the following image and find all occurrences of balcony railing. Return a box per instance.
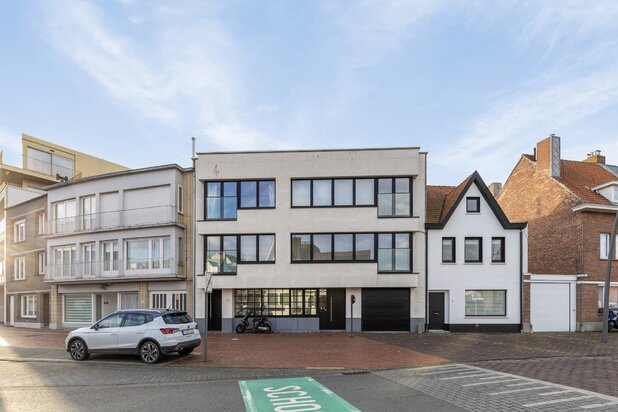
[24,155,82,180]
[45,258,180,282]
[47,205,178,235]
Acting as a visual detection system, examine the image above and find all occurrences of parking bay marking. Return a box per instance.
[238,377,360,412]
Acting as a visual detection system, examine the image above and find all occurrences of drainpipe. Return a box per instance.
[519,229,523,333]
[191,137,197,323]
[425,227,429,333]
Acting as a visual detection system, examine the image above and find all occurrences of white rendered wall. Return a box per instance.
[428,183,522,325]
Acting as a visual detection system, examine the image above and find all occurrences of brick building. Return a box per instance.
[498,135,618,332]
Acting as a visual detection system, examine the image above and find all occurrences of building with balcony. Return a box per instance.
[194,148,426,332]
[43,164,193,329]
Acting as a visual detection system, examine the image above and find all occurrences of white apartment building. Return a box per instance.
[43,165,193,329]
[426,172,527,332]
[194,148,426,332]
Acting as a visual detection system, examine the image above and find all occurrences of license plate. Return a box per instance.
[182,329,193,335]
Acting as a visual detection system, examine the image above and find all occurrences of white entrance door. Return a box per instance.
[9,296,15,326]
[531,283,571,332]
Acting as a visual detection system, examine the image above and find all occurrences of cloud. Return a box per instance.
[40,1,278,151]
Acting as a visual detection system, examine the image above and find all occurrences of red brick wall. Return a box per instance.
[498,157,583,275]
[582,212,618,281]
[579,283,602,324]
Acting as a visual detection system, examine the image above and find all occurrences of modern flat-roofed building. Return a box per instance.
[194,148,426,332]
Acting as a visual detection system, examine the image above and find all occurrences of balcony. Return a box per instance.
[47,205,178,236]
[24,155,82,180]
[45,258,183,283]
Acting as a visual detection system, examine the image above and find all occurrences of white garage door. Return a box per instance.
[530,283,571,332]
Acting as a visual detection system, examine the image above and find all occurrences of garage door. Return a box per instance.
[362,288,410,331]
[530,283,571,332]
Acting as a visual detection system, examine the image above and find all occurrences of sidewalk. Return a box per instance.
[0,325,447,370]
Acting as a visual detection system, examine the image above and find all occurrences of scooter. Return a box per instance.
[609,309,618,330]
[235,311,273,334]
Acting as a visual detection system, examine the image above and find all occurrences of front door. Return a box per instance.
[428,292,445,330]
[208,289,222,331]
[43,294,50,327]
[319,289,346,330]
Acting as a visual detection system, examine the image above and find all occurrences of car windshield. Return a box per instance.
[162,312,192,324]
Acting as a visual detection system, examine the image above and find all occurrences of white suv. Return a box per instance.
[65,309,201,364]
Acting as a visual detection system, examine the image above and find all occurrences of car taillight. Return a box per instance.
[160,328,179,334]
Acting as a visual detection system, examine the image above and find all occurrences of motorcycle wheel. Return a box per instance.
[235,324,246,333]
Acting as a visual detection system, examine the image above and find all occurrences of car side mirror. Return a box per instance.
[92,324,100,331]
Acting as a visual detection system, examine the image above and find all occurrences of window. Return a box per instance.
[124,313,151,327]
[150,292,187,311]
[37,212,46,235]
[240,180,276,208]
[21,295,36,318]
[464,237,483,263]
[102,241,119,272]
[37,252,46,275]
[80,195,96,230]
[598,286,618,309]
[292,177,381,208]
[13,256,25,280]
[378,233,411,272]
[312,235,332,260]
[234,289,317,316]
[120,293,139,309]
[126,237,170,270]
[292,233,389,264]
[466,197,480,213]
[52,245,76,278]
[206,235,238,274]
[26,147,75,178]
[63,295,92,323]
[205,181,237,220]
[600,233,618,260]
[240,234,275,262]
[465,290,506,316]
[13,220,25,243]
[178,186,184,213]
[82,244,95,277]
[355,234,374,260]
[334,234,353,261]
[53,199,76,233]
[442,238,456,263]
[378,178,411,217]
[491,237,505,263]
[97,313,125,329]
[291,234,311,261]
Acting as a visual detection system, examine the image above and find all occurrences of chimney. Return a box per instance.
[583,150,606,165]
[488,182,502,198]
[536,134,561,177]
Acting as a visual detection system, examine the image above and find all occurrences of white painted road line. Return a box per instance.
[441,373,493,380]
[489,386,549,395]
[505,382,538,387]
[420,368,471,376]
[581,401,618,409]
[538,390,573,396]
[478,375,510,380]
[522,395,595,408]
[462,379,520,387]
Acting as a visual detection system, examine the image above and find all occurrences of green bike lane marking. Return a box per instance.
[239,376,361,412]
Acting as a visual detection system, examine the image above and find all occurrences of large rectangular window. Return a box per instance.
[378,233,411,272]
[378,178,411,217]
[21,295,36,318]
[235,289,318,316]
[52,245,76,278]
[150,291,187,311]
[206,235,237,274]
[491,237,505,263]
[13,256,25,280]
[64,295,92,323]
[80,195,96,230]
[240,234,276,263]
[102,241,119,273]
[598,286,618,309]
[442,237,455,263]
[464,237,483,263]
[13,219,25,243]
[53,199,76,233]
[206,180,275,220]
[126,237,170,270]
[600,233,618,260]
[465,290,506,316]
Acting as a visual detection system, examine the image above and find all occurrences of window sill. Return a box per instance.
[464,262,483,265]
[13,240,26,244]
[13,278,26,281]
[238,261,276,265]
[490,262,506,265]
[464,315,507,319]
[20,315,36,319]
[441,262,456,265]
[378,271,413,274]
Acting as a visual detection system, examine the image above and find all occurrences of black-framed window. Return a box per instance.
[240,234,276,262]
[491,237,505,263]
[378,178,411,217]
[442,237,456,263]
[292,233,375,263]
[465,290,506,316]
[464,237,483,263]
[466,197,480,213]
[355,233,375,261]
[235,289,318,317]
[377,233,411,272]
[205,180,275,220]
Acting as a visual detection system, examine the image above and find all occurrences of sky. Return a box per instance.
[1,0,618,185]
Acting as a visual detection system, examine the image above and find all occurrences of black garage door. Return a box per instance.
[362,288,410,331]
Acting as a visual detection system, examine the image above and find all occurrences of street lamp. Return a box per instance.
[601,210,618,344]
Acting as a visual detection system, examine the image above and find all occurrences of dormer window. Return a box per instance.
[592,181,618,204]
[466,197,480,213]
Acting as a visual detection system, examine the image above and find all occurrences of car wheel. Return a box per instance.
[235,324,246,333]
[69,338,90,361]
[140,341,161,364]
[178,347,194,356]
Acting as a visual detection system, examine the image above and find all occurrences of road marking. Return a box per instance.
[522,395,595,408]
[440,373,493,380]
[538,390,573,396]
[581,401,618,409]
[462,379,519,387]
[489,386,548,395]
[421,368,470,375]
[478,375,510,380]
[238,377,360,412]
[506,382,538,387]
